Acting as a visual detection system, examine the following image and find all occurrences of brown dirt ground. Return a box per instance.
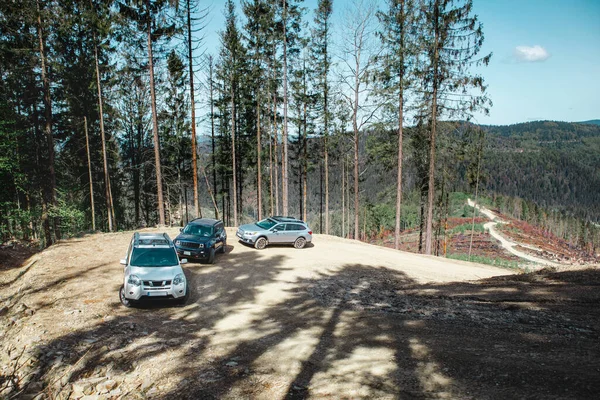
[1,228,599,399]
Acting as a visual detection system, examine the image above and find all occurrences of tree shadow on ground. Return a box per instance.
[5,256,600,399]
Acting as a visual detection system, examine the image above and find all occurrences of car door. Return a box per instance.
[215,223,226,248]
[283,223,302,243]
[268,223,286,243]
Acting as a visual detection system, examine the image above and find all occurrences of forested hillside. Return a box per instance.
[483,121,600,223]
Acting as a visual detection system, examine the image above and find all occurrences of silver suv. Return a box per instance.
[236,216,313,249]
[119,232,189,307]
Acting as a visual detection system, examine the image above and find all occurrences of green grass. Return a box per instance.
[447,253,521,270]
[450,223,485,234]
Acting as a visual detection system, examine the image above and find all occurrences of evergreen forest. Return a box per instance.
[1,0,598,255]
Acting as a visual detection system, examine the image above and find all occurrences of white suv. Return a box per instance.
[119,232,189,307]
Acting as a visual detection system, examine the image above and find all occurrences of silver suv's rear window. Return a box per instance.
[131,248,178,267]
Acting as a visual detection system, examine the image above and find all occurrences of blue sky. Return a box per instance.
[199,0,600,126]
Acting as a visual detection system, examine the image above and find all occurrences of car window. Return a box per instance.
[285,224,301,231]
[130,248,179,267]
[272,224,284,231]
[256,218,277,230]
[183,224,213,237]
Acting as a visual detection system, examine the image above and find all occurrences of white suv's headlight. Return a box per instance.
[173,274,184,285]
[245,231,257,236]
[128,275,141,286]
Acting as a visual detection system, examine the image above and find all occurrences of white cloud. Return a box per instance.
[513,45,551,62]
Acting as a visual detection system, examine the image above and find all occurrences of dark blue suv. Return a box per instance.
[174,218,226,264]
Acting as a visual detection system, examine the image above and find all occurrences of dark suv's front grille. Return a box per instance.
[143,280,172,287]
[179,241,200,249]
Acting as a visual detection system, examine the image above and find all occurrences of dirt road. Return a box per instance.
[1,229,599,399]
[467,199,559,267]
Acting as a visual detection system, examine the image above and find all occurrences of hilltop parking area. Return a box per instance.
[1,228,599,399]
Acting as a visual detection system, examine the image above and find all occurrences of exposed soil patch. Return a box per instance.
[496,218,597,264]
[1,229,599,399]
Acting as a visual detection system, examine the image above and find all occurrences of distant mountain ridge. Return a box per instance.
[579,119,600,126]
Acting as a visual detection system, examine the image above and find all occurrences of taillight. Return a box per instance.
[308,231,312,235]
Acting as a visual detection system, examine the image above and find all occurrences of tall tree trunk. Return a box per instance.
[134,120,142,226]
[469,129,484,260]
[209,56,218,218]
[187,0,201,218]
[93,35,114,232]
[282,0,289,216]
[342,156,345,238]
[395,91,403,250]
[268,94,274,216]
[257,98,262,220]
[36,0,58,245]
[231,85,238,226]
[273,89,279,216]
[302,60,308,223]
[425,89,437,254]
[353,114,359,240]
[352,46,360,240]
[425,1,440,255]
[146,0,165,225]
[84,116,95,231]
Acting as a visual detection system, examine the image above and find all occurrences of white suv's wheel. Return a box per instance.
[255,237,268,250]
[119,285,133,308]
[294,237,306,249]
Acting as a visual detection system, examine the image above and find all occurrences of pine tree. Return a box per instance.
[36,0,60,244]
[219,0,245,226]
[419,0,491,255]
[311,0,332,232]
[377,0,416,249]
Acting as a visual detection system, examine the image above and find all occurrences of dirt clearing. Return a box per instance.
[1,228,599,399]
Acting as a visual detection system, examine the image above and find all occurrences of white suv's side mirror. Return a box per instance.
[180,258,188,264]
[120,259,127,265]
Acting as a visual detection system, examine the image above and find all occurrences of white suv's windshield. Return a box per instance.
[256,218,277,230]
[130,248,179,267]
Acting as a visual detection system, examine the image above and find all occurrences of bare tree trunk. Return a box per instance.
[353,112,359,240]
[282,0,289,216]
[84,116,95,231]
[37,0,59,245]
[395,91,403,250]
[187,0,200,218]
[469,129,484,260]
[352,44,360,240]
[342,156,345,238]
[257,100,262,220]
[209,56,218,219]
[346,155,350,238]
[199,160,219,219]
[425,88,437,254]
[268,95,274,216]
[425,3,440,255]
[93,38,114,232]
[231,85,238,226]
[302,62,308,222]
[273,81,279,216]
[146,0,165,226]
[90,0,114,231]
